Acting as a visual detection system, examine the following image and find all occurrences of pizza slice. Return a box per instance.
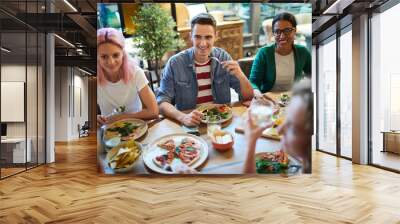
[157,139,175,151]
[153,137,202,171]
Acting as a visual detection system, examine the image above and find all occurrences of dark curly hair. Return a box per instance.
[272,12,297,29]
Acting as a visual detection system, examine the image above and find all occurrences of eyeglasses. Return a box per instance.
[273,28,295,36]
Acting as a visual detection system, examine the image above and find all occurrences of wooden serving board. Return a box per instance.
[235,126,281,141]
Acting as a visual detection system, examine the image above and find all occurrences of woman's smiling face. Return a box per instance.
[273,20,296,50]
[98,42,123,77]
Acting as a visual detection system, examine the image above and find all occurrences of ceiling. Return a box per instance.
[0,0,96,74]
[312,0,391,43]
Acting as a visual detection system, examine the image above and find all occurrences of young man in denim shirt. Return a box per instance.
[156,13,253,127]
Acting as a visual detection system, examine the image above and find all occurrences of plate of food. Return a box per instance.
[103,118,148,148]
[106,140,142,173]
[198,104,233,124]
[236,108,284,140]
[260,113,285,140]
[142,133,209,174]
[262,127,281,140]
[255,150,301,174]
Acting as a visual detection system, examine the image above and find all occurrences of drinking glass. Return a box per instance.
[207,123,221,137]
[250,99,274,127]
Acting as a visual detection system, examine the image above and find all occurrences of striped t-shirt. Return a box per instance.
[195,60,213,105]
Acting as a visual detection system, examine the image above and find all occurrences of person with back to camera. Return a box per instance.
[244,78,313,174]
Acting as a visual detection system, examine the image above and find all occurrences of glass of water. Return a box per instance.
[250,99,274,127]
[207,123,221,137]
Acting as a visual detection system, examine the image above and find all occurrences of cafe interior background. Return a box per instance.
[98,3,312,86]
[96,3,312,175]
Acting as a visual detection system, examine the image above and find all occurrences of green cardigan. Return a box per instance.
[249,44,311,93]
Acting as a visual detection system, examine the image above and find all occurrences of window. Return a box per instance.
[339,28,352,158]
[371,3,400,171]
[258,3,311,49]
[0,0,46,179]
[97,4,122,31]
[317,36,337,154]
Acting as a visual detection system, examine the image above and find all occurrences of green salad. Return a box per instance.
[280,94,290,104]
[256,159,288,174]
[201,106,230,123]
[107,122,139,137]
[255,150,289,174]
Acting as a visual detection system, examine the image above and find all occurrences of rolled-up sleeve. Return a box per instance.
[222,52,241,97]
[156,59,175,105]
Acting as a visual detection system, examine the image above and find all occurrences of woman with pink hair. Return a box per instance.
[97,28,158,125]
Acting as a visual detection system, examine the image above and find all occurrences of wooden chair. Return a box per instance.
[238,57,255,78]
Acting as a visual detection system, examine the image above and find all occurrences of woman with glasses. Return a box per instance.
[249,12,311,95]
[97,28,159,125]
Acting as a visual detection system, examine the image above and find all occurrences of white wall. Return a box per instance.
[1,65,26,139]
[55,67,69,141]
[1,65,41,137]
[54,67,89,141]
[1,64,45,164]
[72,73,89,138]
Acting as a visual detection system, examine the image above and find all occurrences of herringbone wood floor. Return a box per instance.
[0,135,399,224]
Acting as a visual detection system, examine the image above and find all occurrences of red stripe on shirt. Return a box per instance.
[198,84,211,91]
[197,95,213,104]
[195,60,213,105]
[197,72,211,79]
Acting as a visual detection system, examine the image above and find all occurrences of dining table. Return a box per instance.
[97,92,291,175]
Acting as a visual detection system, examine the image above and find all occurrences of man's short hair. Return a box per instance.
[190,13,217,32]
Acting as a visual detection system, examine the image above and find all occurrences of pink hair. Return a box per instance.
[97,28,135,86]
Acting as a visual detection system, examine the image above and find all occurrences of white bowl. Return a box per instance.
[106,140,142,173]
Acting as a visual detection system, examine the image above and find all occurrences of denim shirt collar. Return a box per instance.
[186,47,218,80]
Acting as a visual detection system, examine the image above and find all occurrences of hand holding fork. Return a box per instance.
[209,56,244,78]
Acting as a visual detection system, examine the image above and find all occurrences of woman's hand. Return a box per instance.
[251,93,279,115]
[253,93,277,106]
[171,159,198,174]
[243,110,274,174]
[105,114,123,125]
[244,109,274,144]
[97,115,108,126]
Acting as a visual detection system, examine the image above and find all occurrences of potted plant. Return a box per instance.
[132,4,184,87]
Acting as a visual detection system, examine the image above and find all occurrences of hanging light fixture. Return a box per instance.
[1,47,11,53]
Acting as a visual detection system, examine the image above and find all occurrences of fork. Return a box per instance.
[209,56,223,65]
